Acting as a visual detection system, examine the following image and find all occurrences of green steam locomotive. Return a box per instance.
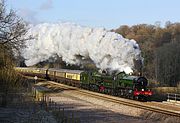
[15,67,152,101]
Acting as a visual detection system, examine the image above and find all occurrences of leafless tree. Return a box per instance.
[0,0,30,51]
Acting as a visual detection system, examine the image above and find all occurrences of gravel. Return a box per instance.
[47,92,157,123]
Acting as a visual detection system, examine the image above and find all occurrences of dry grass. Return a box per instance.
[154,87,178,93]
[177,83,180,92]
[151,87,179,101]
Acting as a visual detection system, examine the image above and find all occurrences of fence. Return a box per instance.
[38,95,81,123]
[167,93,180,103]
[32,86,81,123]
[0,91,80,123]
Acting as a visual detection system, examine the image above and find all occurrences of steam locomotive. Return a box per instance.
[15,67,152,101]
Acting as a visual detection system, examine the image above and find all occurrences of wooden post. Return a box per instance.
[72,113,74,123]
[63,108,64,118]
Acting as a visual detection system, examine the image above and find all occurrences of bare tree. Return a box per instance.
[0,0,30,51]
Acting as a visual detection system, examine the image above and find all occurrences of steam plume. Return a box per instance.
[22,22,142,74]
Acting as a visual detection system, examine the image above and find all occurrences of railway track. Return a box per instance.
[41,81,180,118]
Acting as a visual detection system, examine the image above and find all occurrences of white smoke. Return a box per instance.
[22,22,142,74]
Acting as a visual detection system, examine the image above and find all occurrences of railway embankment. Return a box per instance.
[37,81,180,123]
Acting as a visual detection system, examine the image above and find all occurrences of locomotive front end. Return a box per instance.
[133,77,152,101]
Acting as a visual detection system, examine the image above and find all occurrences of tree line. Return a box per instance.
[113,22,180,86]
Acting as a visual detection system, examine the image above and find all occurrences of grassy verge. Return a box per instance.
[151,87,179,101]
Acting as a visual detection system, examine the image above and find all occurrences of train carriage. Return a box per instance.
[51,69,66,82]
[64,70,85,87]
[37,68,47,78]
[15,67,34,76]
[15,67,47,78]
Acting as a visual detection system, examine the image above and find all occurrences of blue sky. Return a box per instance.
[7,0,180,29]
